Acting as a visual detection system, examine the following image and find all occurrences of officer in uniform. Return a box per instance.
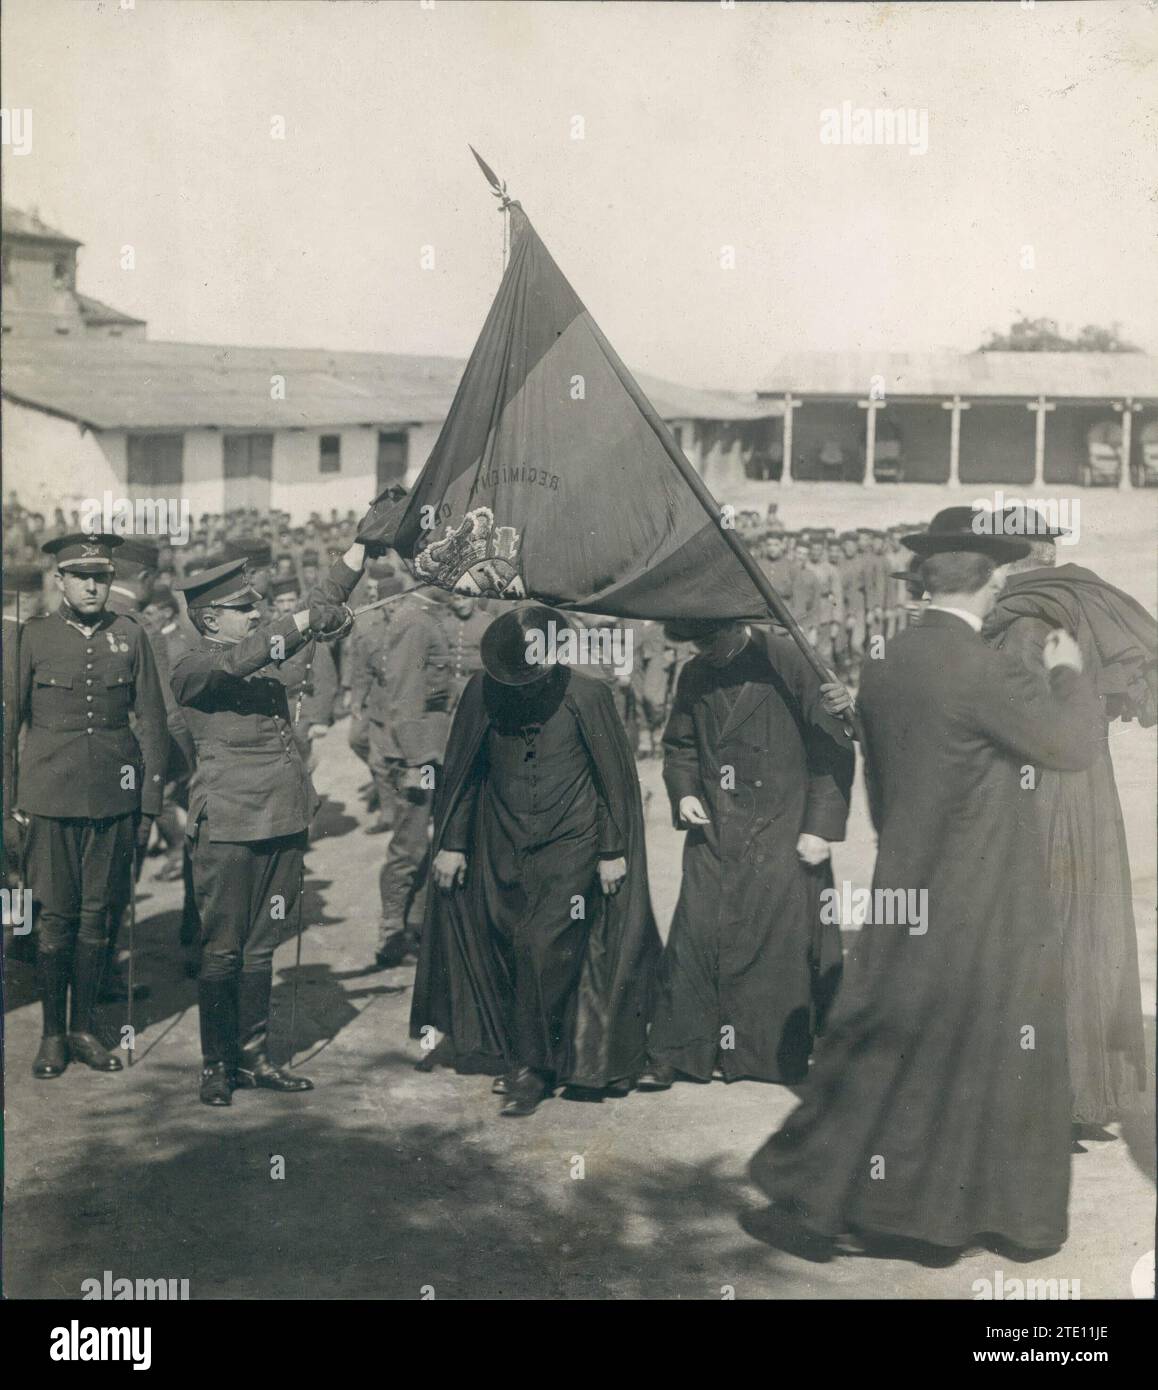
[170,547,361,1100]
[172,548,362,1105]
[16,533,167,1079]
[366,587,450,968]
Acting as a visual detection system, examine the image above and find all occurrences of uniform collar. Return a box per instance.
[56,606,111,638]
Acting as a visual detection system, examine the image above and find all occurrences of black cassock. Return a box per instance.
[410,666,660,1088]
[753,611,1103,1251]
[648,630,854,1083]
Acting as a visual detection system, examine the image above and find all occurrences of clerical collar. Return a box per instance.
[926,604,983,634]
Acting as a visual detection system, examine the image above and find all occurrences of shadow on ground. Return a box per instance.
[3,1056,784,1300]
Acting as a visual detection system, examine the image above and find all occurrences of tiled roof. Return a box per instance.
[1,336,774,430]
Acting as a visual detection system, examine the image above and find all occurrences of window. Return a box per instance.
[127,434,184,490]
[52,257,72,290]
[376,431,408,492]
[223,433,273,480]
[319,434,341,473]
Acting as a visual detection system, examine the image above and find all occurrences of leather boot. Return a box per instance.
[199,1062,233,1107]
[198,976,239,1074]
[235,971,313,1092]
[69,939,123,1071]
[33,946,72,1079]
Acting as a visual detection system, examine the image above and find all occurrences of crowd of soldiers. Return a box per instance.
[2,483,1153,1268]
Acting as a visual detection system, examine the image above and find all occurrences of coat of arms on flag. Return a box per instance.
[412,506,526,598]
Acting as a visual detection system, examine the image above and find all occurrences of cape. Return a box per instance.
[985,563,1157,725]
[410,667,661,1088]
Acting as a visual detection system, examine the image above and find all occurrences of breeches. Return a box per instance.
[190,827,306,982]
[25,813,134,950]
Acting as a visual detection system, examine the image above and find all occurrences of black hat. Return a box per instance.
[480,603,572,686]
[902,507,1030,562]
[42,532,122,573]
[3,563,43,595]
[367,556,396,580]
[998,503,1070,540]
[301,549,320,566]
[173,557,261,610]
[270,575,302,599]
[663,617,732,644]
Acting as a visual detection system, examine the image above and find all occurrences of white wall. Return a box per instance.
[270,426,379,519]
[1,401,120,514]
[406,421,443,483]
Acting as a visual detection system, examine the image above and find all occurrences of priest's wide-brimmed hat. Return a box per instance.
[481,603,572,686]
[902,507,1030,563]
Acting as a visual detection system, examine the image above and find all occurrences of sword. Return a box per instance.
[126,841,137,1067]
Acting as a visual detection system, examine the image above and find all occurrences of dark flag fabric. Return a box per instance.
[359,205,772,621]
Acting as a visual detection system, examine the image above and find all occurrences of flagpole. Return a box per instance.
[466,149,847,710]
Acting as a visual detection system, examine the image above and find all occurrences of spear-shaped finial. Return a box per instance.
[469,145,512,210]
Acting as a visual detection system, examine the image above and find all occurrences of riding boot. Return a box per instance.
[69,939,123,1071]
[33,945,72,1078]
[235,970,312,1092]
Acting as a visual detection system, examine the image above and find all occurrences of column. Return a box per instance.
[941,395,970,487]
[781,393,801,486]
[1113,399,1139,491]
[1026,395,1055,488]
[857,398,880,487]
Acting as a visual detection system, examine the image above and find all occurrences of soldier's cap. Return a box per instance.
[270,575,302,599]
[839,531,859,543]
[274,550,296,564]
[301,549,320,565]
[224,536,273,567]
[173,557,262,610]
[116,537,161,570]
[3,562,43,594]
[903,506,1029,562]
[481,603,573,686]
[149,586,178,610]
[42,532,122,573]
[366,556,396,580]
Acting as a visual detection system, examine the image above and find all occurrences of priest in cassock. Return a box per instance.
[983,505,1154,1139]
[638,619,854,1089]
[751,508,1104,1259]
[410,604,660,1117]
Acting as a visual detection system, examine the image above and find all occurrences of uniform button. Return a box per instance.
[86,663,93,670]
[86,679,93,686]
[86,694,94,702]
[755,779,763,787]
[86,729,94,736]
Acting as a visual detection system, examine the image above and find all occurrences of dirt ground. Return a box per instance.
[3,484,1154,1301]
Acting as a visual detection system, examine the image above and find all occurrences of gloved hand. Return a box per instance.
[308,601,352,639]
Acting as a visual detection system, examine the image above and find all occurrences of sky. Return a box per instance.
[3,0,1156,390]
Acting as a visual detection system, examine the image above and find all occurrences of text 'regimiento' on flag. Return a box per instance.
[358,204,778,622]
